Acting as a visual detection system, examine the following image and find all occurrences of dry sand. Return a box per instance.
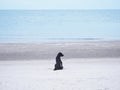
[0,41,120,90]
[0,58,120,90]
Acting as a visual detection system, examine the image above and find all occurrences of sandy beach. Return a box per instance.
[0,41,120,60]
[0,41,120,90]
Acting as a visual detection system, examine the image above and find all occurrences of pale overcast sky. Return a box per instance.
[0,0,120,9]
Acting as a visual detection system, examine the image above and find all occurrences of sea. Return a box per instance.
[0,10,120,42]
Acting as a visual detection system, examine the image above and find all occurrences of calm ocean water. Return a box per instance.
[0,10,120,42]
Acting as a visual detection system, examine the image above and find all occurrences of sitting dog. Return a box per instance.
[54,52,64,70]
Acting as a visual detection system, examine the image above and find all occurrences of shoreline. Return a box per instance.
[0,41,120,60]
[0,39,120,43]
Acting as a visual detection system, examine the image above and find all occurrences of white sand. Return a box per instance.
[0,41,120,90]
[0,58,120,90]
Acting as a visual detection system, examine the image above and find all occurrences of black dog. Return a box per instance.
[54,52,64,70]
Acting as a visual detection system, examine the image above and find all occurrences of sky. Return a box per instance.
[0,0,120,9]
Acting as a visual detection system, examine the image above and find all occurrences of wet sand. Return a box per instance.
[0,41,120,60]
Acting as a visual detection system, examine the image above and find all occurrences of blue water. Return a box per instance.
[0,10,120,42]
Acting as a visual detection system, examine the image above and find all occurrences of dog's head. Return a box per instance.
[57,52,64,57]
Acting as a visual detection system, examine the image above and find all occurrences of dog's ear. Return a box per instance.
[58,52,64,57]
